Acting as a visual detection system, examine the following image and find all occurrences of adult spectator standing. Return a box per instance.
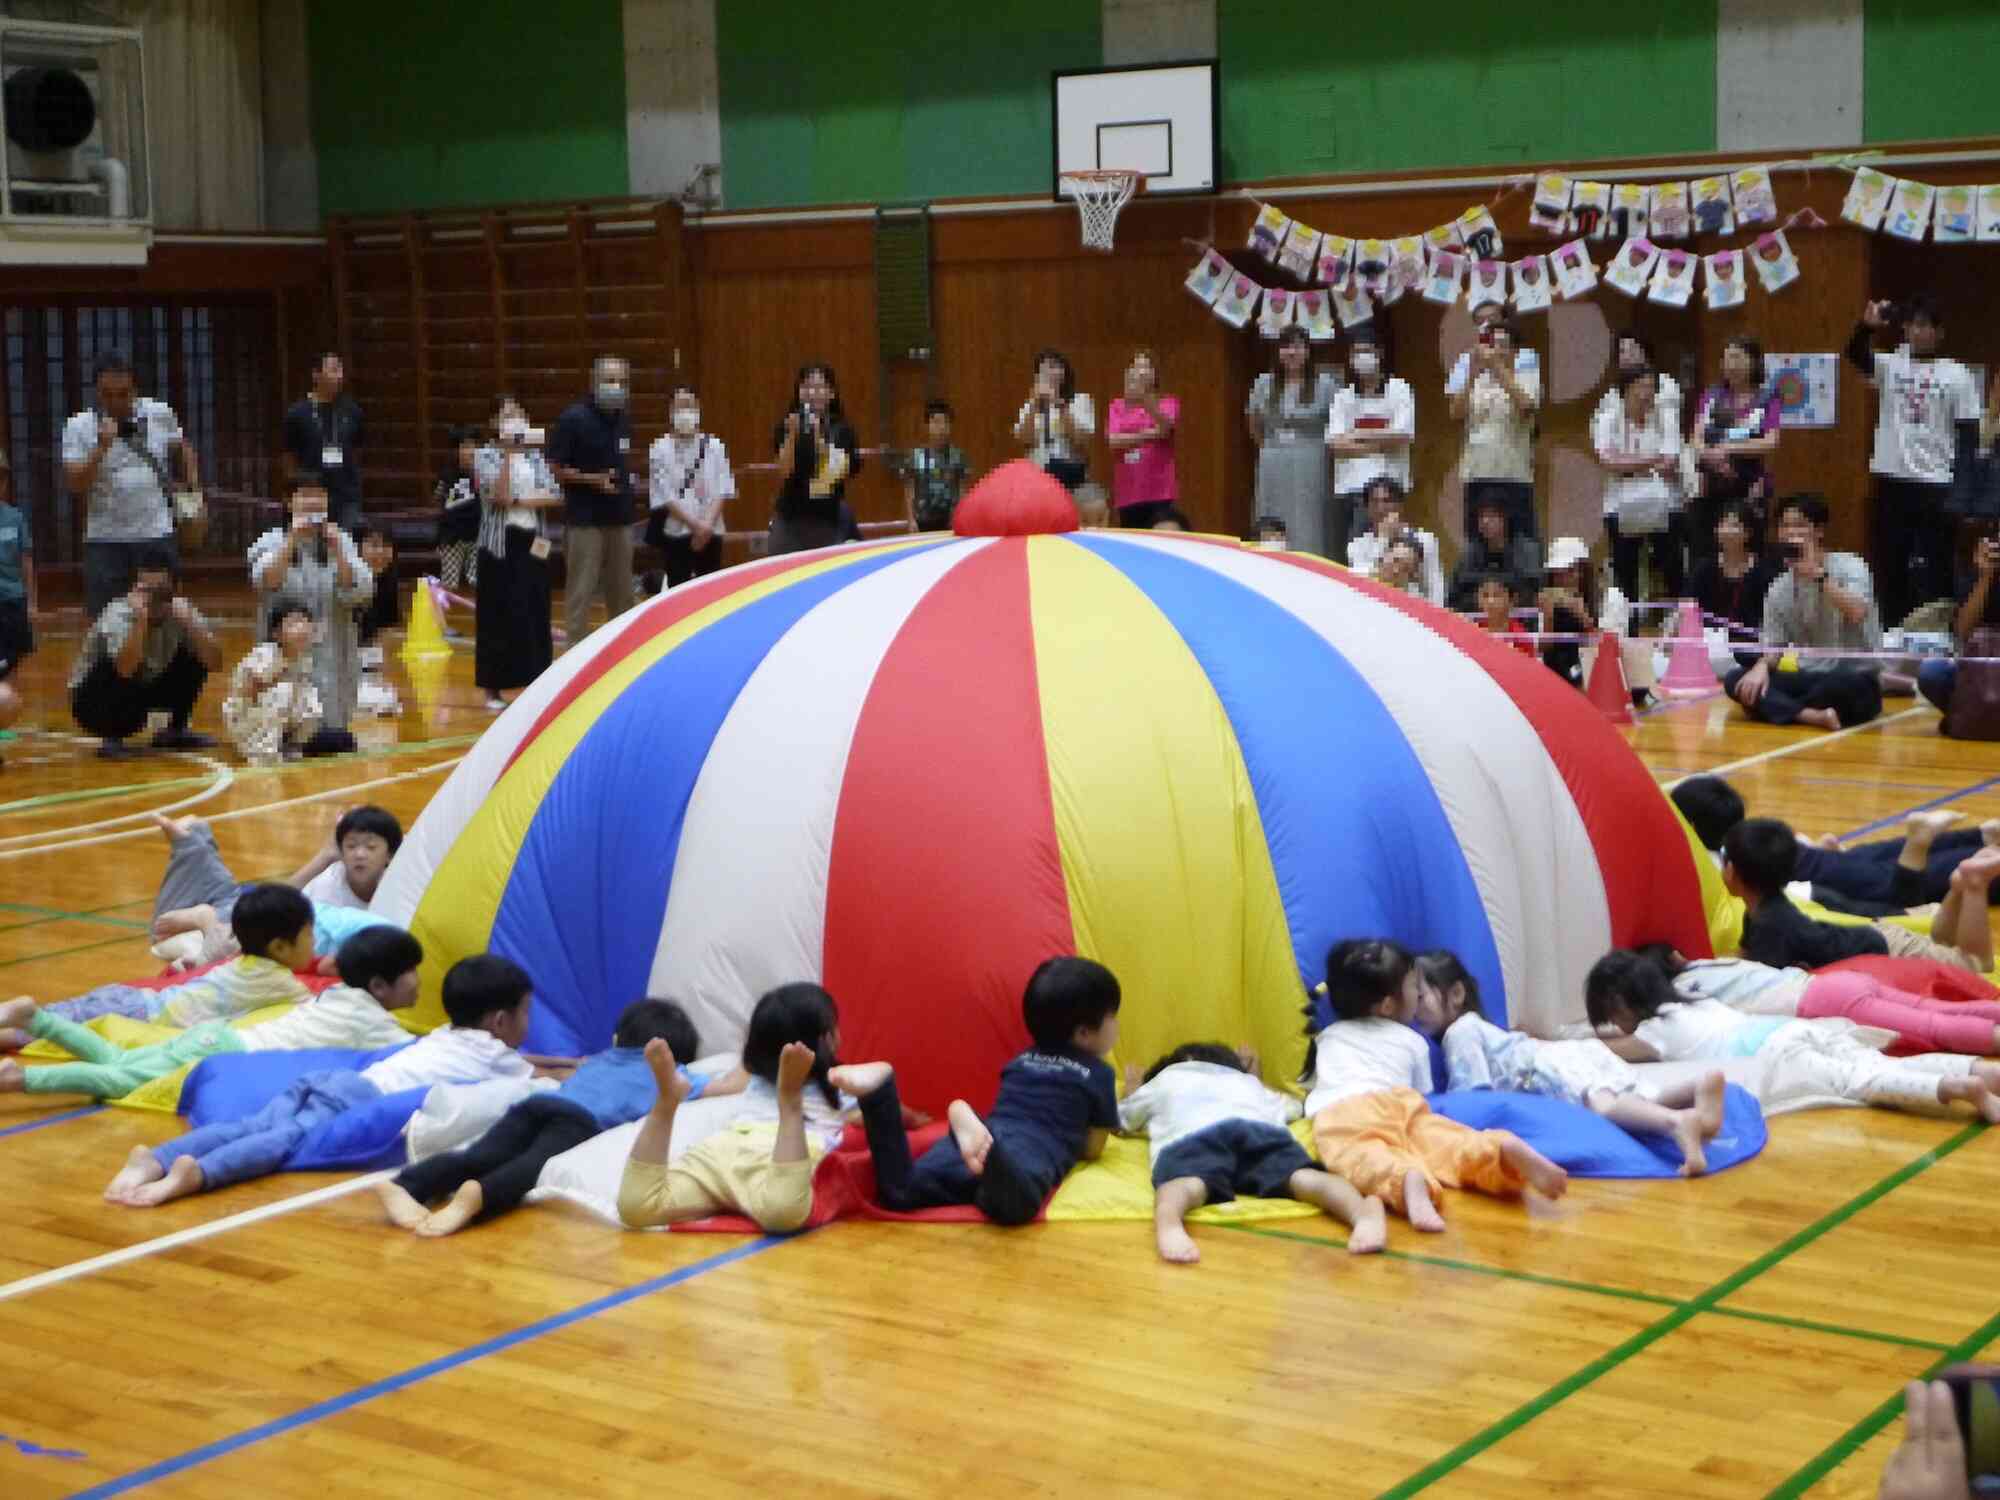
[1725,495,1883,731]
[771,363,863,554]
[281,353,364,532]
[1015,349,1095,493]
[62,352,196,619]
[1447,495,1542,611]
[1447,312,1540,540]
[1848,296,1981,626]
[69,547,219,758]
[1325,329,1414,549]
[646,384,735,589]
[248,482,374,755]
[473,398,560,711]
[1246,325,1337,556]
[547,356,635,645]
[1916,531,1999,723]
[1594,333,1683,445]
[1689,336,1781,561]
[1594,368,1684,601]
[1106,348,1180,529]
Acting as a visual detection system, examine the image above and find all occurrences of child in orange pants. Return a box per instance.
[1303,939,1569,1232]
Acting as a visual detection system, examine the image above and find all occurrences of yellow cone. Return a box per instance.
[400,576,452,661]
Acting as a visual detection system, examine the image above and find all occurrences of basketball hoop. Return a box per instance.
[1060,170,1140,252]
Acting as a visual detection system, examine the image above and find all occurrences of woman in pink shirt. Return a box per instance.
[1107,349,1180,528]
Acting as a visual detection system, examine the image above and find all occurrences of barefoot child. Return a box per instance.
[829,957,1122,1227]
[0,926,419,1102]
[1117,1042,1386,1263]
[381,997,732,1237]
[105,953,536,1207]
[1586,950,2000,1122]
[221,595,322,765]
[1304,939,1569,1232]
[616,983,849,1233]
[1414,951,1727,1177]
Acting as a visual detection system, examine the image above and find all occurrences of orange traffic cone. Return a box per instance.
[399,575,451,661]
[1585,630,1635,724]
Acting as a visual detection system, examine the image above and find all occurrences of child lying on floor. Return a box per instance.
[828,957,1122,1227]
[1585,951,2000,1121]
[1304,939,1568,1232]
[1413,951,1726,1177]
[0,926,419,1102]
[105,952,537,1207]
[380,996,744,1237]
[1117,1042,1385,1264]
[616,983,850,1233]
[0,885,320,1051]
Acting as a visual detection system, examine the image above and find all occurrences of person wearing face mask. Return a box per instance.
[548,355,636,644]
[1325,332,1414,550]
[281,353,365,533]
[248,483,374,756]
[62,351,199,619]
[647,384,736,591]
[1447,309,1541,541]
[474,398,561,711]
[771,363,863,555]
[68,548,220,759]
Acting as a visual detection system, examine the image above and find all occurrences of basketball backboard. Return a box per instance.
[1051,60,1217,198]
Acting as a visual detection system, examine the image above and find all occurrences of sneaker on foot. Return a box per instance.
[151,728,216,751]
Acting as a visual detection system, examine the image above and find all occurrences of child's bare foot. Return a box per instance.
[1954,1075,2000,1125]
[126,1154,202,1207]
[416,1181,483,1237]
[150,903,217,942]
[945,1099,993,1176]
[826,1061,892,1098]
[0,1057,24,1093]
[0,1027,26,1052]
[1982,819,2000,851]
[0,995,35,1033]
[375,1181,429,1231]
[1695,1070,1727,1139]
[1954,848,2000,889]
[1807,832,1844,852]
[642,1037,693,1106]
[149,812,202,843]
[1972,1060,2000,1093]
[774,1040,815,1101]
[1906,809,1965,845]
[1497,1131,1570,1199]
[1797,707,1840,731]
[1672,1111,1710,1177]
[1346,1195,1389,1254]
[1155,1218,1201,1264]
[1404,1170,1446,1232]
[105,1144,163,1202]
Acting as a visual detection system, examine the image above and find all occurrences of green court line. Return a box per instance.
[1371,1120,1987,1499]
[0,930,148,971]
[1708,1305,1951,1355]
[0,902,149,932]
[1764,1300,2000,1497]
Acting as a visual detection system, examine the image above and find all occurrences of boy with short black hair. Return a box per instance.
[831,956,1122,1226]
[0,452,35,756]
[899,399,968,533]
[105,951,536,1206]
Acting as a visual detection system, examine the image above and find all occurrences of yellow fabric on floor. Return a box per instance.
[1044,1133,1319,1224]
[21,1004,298,1115]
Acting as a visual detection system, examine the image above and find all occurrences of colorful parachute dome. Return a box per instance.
[373,461,1710,1111]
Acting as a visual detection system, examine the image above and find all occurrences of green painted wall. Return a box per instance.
[1219,1,1717,181]
[1864,1,2000,143]
[716,1,1101,209]
[308,0,630,217]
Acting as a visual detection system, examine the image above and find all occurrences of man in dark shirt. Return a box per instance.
[547,356,635,646]
[282,354,364,532]
[1917,532,1999,720]
[1447,496,1542,611]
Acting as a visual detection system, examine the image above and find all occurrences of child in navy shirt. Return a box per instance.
[832,956,1121,1225]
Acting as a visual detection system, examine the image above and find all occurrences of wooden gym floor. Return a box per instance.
[2,590,1996,1500]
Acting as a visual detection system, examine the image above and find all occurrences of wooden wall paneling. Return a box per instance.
[404,218,433,497]
[484,214,508,404]
[657,202,698,390]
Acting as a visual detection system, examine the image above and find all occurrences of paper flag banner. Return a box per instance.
[1424,221,1464,256]
[1569,180,1612,238]
[1258,287,1296,338]
[1531,173,1573,231]
[1296,289,1337,340]
[1332,281,1374,329]
[1604,238,1660,298]
[1552,239,1598,299]
[1355,238,1391,294]
[1389,236,1428,295]
[1317,234,1356,285]
[1423,250,1466,305]
[1214,272,1261,328]
[1884,179,1936,241]
[1184,250,1231,305]
[1842,168,1894,230]
[1277,220,1323,280]
[1512,256,1554,314]
[1732,167,1778,227]
[1610,184,1650,240]
[1934,185,1976,243]
[1456,204,1504,260]
[1750,231,1800,293]
[1651,248,1698,308]
[1978,186,2000,242]
[1650,181,1692,240]
[1690,175,1735,235]
[1703,250,1746,310]
[1249,203,1291,261]
[1466,259,1509,309]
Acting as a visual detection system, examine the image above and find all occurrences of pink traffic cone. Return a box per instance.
[1657,599,1717,697]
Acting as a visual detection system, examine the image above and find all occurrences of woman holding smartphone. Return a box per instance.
[1448,312,1540,541]
[770,364,862,555]
[473,397,560,710]
[1015,348,1095,492]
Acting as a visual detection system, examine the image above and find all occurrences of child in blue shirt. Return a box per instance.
[0,453,35,752]
[831,956,1122,1226]
[378,996,732,1236]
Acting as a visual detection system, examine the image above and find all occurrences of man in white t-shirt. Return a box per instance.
[62,352,199,619]
[1848,296,1981,627]
[1345,477,1444,604]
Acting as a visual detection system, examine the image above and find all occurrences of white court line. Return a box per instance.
[0,1169,392,1303]
[0,749,236,846]
[1662,706,1928,790]
[0,757,463,859]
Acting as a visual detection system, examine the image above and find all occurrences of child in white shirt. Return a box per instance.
[222,596,323,765]
[1119,1042,1384,1264]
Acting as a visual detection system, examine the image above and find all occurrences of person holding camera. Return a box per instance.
[1448,305,1541,541]
[281,353,365,533]
[1875,1371,1996,1500]
[68,548,220,759]
[1724,494,1883,731]
[248,482,374,756]
[1916,531,2000,723]
[1849,296,1981,627]
[1015,349,1095,494]
[473,398,561,710]
[62,352,199,619]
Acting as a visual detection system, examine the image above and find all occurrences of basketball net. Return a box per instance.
[1061,170,1139,252]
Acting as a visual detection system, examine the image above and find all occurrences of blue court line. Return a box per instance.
[0,1104,101,1140]
[0,1430,85,1460]
[1835,772,2000,844]
[67,1233,791,1498]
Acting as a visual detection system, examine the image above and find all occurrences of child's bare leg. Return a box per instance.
[945,1100,993,1176]
[126,1154,203,1207]
[1939,1070,2000,1125]
[1983,819,2000,851]
[104,1144,164,1202]
[1900,810,1965,875]
[416,1181,484,1237]
[1153,1176,1206,1264]
[149,812,203,844]
[1403,1168,1446,1232]
[1289,1168,1386,1254]
[1589,1087,1712,1177]
[0,994,32,1052]
[375,1180,429,1231]
[625,1037,695,1168]
[1940,851,2000,969]
[1495,1131,1570,1199]
[150,902,219,942]
[0,1057,23,1092]
[771,1041,815,1166]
